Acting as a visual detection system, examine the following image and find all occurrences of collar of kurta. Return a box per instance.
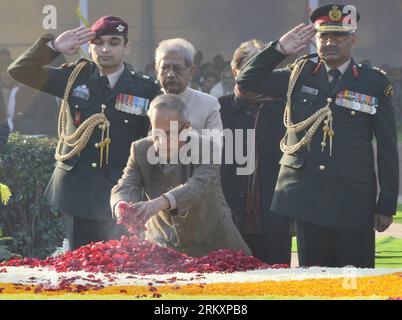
[177,86,191,100]
[160,86,192,101]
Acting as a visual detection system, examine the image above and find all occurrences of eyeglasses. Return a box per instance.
[160,65,189,76]
[317,32,351,43]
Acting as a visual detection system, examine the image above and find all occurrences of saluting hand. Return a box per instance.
[374,214,393,233]
[54,26,96,55]
[277,23,316,55]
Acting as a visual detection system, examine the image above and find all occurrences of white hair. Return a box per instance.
[155,38,195,69]
[147,94,190,124]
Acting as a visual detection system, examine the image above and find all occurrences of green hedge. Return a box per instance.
[0,133,66,259]
[0,228,20,261]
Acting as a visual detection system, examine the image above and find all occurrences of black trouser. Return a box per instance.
[263,211,292,265]
[296,220,375,268]
[65,214,126,250]
[242,211,292,265]
[242,234,265,262]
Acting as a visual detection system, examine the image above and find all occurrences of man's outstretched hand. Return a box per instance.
[277,23,316,56]
[54,26,96,55]
[130,197,170,225]
[114,197,170,235]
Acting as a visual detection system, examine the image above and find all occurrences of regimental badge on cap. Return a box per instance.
[384,84,394,97]
[335,90,378,115]
[72,84,90,100]
[116,24,125,32]
[329,6,342,22]
[115,93,150,116]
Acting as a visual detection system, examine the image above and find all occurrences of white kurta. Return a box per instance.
[176,87,223,133]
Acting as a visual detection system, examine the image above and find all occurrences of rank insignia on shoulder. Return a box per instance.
[335,90,378,115]
[372,66,387,76]
[61,62,78,69]
[115,93,150,116]
[72,84,90,100]
[384,84,394,97]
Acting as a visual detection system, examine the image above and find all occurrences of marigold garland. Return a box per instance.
[0,272,401,299]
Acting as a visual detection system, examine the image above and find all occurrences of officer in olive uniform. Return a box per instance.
[8,16,160,249]
[237,5,399,268]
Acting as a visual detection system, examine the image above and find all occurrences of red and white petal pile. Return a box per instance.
[1,236,287,275]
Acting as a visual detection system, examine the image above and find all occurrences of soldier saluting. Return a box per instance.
[237,4,399,268]
[8,16,160,250]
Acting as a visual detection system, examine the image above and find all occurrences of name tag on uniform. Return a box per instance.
[301,85,319,96]
[336,90,378,115]
[72,84,90,100]
[115,93,150,116]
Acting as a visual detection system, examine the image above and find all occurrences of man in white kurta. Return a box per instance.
[154,38,223,133]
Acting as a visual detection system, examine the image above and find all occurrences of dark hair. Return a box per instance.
[194,50,203,65]
[213,54,224,63]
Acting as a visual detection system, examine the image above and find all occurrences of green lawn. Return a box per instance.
[375,237,402,268]
[291,236,402,268]
[395,205,402,224]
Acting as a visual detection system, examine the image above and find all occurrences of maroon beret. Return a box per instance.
[91,16,128,38]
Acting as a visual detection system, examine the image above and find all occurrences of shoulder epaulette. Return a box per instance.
[61,58,91,69]
[288,53,319,70]
[357,64,388,76]
[131,70,160,86]
[357,64,393,97]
